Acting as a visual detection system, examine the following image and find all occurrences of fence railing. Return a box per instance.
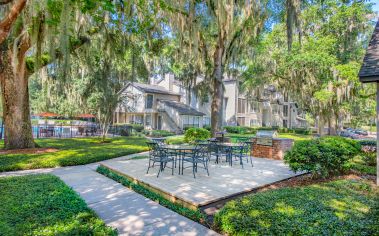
[0,122,133,139]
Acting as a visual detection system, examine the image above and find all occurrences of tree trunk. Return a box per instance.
[317,114,325,136]
[211,44,224,137]
[0,48,34,149]
[328,113,337,136]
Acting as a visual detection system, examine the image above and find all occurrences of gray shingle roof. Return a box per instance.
[359,19,379,82]
[131,82,180,96]
[160,100,205,116]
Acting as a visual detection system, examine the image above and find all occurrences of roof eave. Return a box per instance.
[359,75,379,83]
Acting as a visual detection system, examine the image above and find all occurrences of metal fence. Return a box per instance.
[0,122,132,139]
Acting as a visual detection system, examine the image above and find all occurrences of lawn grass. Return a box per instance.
[0,136,148,172]
[215,179,379,235]
[165,135,186,144]
[0,174,116,235]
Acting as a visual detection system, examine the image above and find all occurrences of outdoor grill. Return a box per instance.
[252,130,293,160]
[256,130,278,146]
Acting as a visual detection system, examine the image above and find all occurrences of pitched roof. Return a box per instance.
[359,19,379,82]
[130,82,180,96]
[160,100,205,116]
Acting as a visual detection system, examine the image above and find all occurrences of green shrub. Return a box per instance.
[223,126,257,134]
[293,128,311,135]
[359,140,376,146]
[284,136,361,178]
[363,152,377,166]
[184,128,211,143]
[203,125,211,131]
[130,124,144,132]
[215,179,379,235]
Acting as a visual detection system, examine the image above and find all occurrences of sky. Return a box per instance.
[373,0,379,14]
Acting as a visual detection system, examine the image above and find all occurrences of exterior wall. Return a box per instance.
[115,74,307,131]
[224,80,238,126]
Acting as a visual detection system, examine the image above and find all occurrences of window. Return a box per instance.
[250,119,259,127]
[283,120,288,128]
[250,101,259,113]
[272,104,280,115]
[284,93,289,102]
[238,98,246,114]
[145,94,153,109]
[183,115,200,128]
[283,105,288,116]
[203,117,211,126]
[145,114,152,126]
[237,117,245,126]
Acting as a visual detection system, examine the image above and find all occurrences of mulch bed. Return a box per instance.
[0,148,59,155]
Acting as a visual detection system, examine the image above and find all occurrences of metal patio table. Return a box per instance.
[161,144,197,175]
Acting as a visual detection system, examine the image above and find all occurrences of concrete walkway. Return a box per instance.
[0,154,219,236]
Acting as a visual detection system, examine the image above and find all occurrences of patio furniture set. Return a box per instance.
[146,138,254,178]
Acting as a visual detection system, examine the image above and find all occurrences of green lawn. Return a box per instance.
[0,174,116,235]
[165,135,186,144]
[0,137,148,172]
[215,179,379,235]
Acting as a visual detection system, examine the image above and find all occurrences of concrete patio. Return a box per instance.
[101,155,302,209]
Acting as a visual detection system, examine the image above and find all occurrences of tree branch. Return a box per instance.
[0,0,13,5]
[0,0,27,44]
[26,36,90,75]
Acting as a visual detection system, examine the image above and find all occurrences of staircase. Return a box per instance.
[161,111,182,134]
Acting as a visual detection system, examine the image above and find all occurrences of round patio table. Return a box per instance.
[161,144,197,175]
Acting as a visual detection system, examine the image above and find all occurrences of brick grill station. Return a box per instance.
[251,138,294,160]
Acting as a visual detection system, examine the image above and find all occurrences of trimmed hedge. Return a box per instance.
[184,128,211,144]
[143,130,175,137]
[278,127,311,135]
[359,140,376,146]
[215,179,379,235]
[223,126,257,134]
[130,124,144,132]
[284,136,361,178]
[97,165,205,223]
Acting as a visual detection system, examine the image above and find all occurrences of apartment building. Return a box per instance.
[113,74,307,132]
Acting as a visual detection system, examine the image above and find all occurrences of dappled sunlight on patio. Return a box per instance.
[102,156,302,207]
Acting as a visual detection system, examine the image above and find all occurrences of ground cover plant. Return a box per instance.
[0,174,116,235]
[215,179,379,235]
[0,137,148,172]
[97,165,205,223]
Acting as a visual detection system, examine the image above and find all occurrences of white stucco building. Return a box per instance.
[113,74,307,132]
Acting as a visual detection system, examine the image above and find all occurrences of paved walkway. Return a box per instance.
[0,154,219,236]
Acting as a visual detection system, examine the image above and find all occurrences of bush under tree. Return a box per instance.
[284,136,361,178]
[184,128,211,143]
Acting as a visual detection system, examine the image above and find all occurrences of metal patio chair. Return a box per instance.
[182,144,210,178]
[146,142,174,177]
